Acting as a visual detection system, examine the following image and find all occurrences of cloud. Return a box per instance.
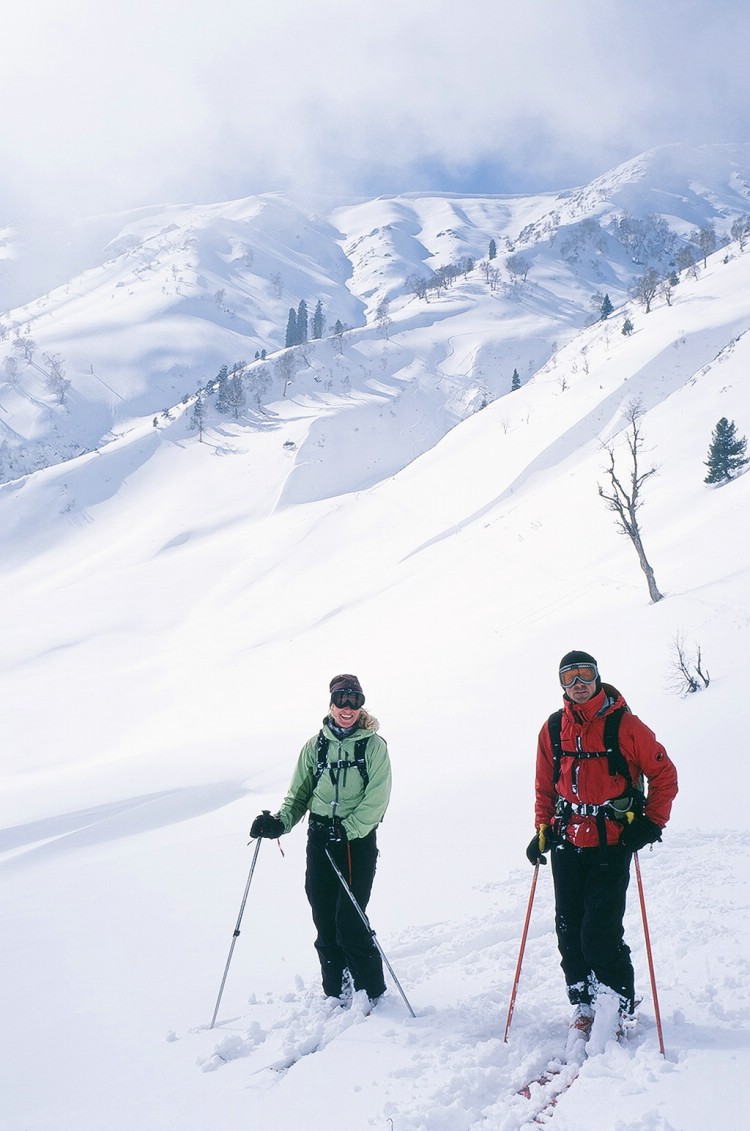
[1,0,749,219]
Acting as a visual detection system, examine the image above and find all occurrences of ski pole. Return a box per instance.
[209,827,264,1029]
[324,847,416,1018]
[504,863,539,1042]
[633,851,665,1055]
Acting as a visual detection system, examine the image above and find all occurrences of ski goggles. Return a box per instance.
[559,664,599,689]
[331,688,365,710]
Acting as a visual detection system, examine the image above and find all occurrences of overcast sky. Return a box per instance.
[3,0,749,220]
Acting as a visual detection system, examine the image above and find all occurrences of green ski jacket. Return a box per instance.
[278,717,391,841]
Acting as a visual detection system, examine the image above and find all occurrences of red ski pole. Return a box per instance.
[634,851,665,1056]
[504,863,539,1041]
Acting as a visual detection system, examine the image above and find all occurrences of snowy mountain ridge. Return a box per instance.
[1,141,749,1129]
[2,141,750,484]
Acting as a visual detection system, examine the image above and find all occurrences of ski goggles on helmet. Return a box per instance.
[559,663,599,689]
[331,688,365,710]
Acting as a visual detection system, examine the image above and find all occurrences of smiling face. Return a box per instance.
[329,702,362,729]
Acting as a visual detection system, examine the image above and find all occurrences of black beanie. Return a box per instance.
[559,650,598,671]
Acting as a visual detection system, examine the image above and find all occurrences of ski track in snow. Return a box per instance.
[189,833,749,1131]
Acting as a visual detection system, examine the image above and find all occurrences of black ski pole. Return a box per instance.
[324,846,416,1018]
[209,822,265,1029]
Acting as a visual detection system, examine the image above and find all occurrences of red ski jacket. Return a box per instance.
[534,685,678,849]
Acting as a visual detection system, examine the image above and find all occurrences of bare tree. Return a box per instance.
[332,319,348,355]
[43,352,71,404]
[598,400,664,603]
[13,335,37,362]
[631,269,660,313]
[676,246,699,280]
[666,632,710,696]
[506,253,531,282]
[250,363,272,409]
[659,274,675,307]
[691,223,717,268]
[375,299,391,339]
[406,273,429,301]
[275,349,297,397]
[730,215,750,252]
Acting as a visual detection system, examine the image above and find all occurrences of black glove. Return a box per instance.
[250,810,285,839]
[526,824,553,866]
[308,817,348,846]
[620,816,662,853]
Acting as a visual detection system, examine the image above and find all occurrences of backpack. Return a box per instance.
[312,730,370,789]
[548,706,633,790]
[547,706,644,854]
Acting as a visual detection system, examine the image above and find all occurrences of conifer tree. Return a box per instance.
[227,366,247,419]
[489,238,497,260]
[622,317,634,336]
[600,293,613,320]
[285,308,297,348]
[704,417,749,484]
[189,392,206,441]
[296,300,308,344]
[312,300,325,340]
[511,368,521,391]
[215,365,230,413]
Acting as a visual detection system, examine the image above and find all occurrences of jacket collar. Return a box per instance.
[563,686,615,725]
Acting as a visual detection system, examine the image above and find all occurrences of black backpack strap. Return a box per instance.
[548,709,564,786]
[353,737,370,787]
[550,706,632,784]
[602,707,632,785]
[312,730,370,788]
[313,731,330,786]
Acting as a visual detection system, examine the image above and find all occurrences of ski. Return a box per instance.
[259,990,380,1078]
[516,1004,612,1121]
[516,1046,585,1123]
[516,1001,639,1123]
[517,1060,582,1124]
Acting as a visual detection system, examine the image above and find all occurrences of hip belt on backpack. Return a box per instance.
[555,791,643,863]
[555,790,642,821]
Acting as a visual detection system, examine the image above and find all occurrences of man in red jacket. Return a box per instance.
[527,650,678,1033]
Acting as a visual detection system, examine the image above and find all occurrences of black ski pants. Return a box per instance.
[304,828,386,1000]
[550,840,635,1013]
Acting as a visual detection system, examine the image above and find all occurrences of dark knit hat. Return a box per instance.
[559,650,598,671]
[329,673,364,696]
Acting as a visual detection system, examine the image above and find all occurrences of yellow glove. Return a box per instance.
[526,824,551,865]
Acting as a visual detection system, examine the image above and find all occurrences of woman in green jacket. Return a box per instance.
[250,673,392,1004]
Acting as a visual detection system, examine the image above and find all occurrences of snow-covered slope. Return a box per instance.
[1,146,749,1130]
